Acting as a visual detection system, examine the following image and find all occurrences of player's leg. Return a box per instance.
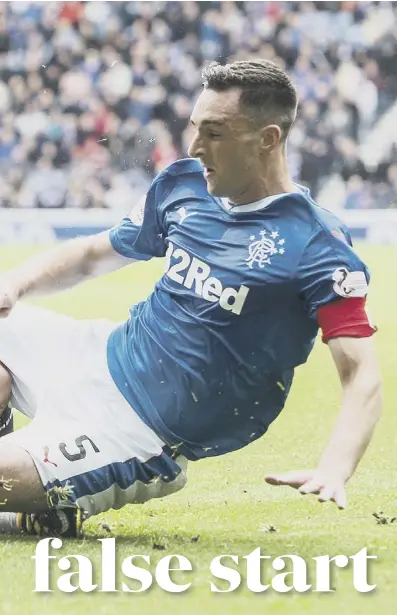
[0,440,47,511]
[0,417,88,537]
[0,312,41,533]
[53,321,188,516]
[0,308,119,536]
[0,304,54,421]
[0,309,187,534]
[0,363,29,534]
[0,432,85,537]
[4,314,188,518]
[0,362,12,409]
[0,362,13,437]
[7,377,188,519]
[0,389,187,534]
[0,305,99,537]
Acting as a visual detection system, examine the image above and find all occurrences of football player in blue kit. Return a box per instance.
[0,60,381,537]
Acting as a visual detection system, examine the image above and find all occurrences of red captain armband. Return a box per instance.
[317,297,377,343]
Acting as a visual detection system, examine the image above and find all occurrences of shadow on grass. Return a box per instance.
[0,526,385,565]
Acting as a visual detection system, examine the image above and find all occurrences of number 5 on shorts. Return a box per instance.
[59,435,100,462]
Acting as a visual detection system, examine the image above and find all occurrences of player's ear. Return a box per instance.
[259,125,281,153]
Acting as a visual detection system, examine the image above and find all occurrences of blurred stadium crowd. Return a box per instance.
[0,1,396,211]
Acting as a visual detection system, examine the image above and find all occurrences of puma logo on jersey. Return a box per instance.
[43,445,58,467]
[178,207,195,224]
[164,242,249,315]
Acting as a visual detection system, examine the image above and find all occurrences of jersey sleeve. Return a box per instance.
[109,177,167,261]
[297,227,370,320]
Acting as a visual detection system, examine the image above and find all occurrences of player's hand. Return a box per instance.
[264,469,347,509]
[0,279,18,318]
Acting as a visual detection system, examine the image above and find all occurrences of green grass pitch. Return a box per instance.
[0,244,396,614]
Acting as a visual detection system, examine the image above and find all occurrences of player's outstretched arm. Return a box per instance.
[265,336,382,508]
[0,231,134,316]
[312,336,382,492]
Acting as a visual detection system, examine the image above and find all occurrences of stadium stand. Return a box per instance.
[0,1,396,211]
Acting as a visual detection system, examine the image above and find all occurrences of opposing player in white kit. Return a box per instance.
[0,60,382,538]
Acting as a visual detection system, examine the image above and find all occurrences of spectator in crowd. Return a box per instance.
[1,0,397,211]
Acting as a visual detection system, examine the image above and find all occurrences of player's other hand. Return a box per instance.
[0,280,18,318]
[264,469,347,509]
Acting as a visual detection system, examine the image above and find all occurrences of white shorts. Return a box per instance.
[0,304,187,517]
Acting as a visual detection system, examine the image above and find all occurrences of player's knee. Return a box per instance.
[0,442,48,511]
[0,362,12,412]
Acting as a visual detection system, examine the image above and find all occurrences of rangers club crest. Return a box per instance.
[246,229,286,269]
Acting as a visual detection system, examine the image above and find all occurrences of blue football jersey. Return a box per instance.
[107,158,370,461]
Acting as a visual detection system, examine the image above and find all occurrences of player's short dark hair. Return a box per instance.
[201,60,298,142]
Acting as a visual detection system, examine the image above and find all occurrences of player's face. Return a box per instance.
[188,88,266,204]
